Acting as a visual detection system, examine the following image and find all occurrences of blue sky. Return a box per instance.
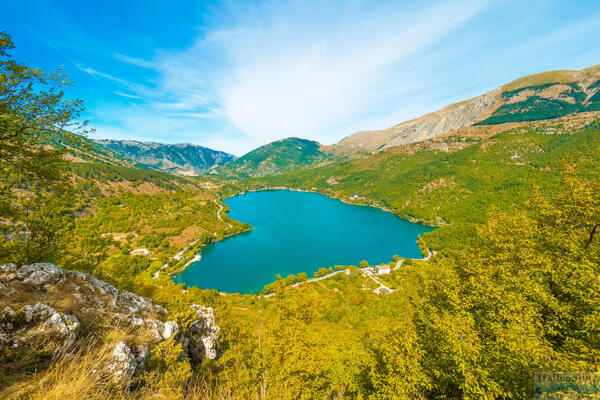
[3,0,600,155]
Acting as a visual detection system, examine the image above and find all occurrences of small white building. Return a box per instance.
[130,247,150,257]
[374,265,391,275]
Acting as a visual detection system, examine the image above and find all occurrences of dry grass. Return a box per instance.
[2,335,129,400]
[1,331,236,400]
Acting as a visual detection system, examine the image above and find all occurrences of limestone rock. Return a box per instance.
[20,263,65,287]
[23,303,56,322]
[181,305,220,363]
[0,263,220,372]
[1,302,79,352]
[109,342,137,380]
[160,321,178,341]
[117,291,153,314]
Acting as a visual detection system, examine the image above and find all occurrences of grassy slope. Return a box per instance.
[240,119,600,255]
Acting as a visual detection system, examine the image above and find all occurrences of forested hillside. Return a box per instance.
[244,113,600,253]
[1,31,599,399]
[216,137,339,178]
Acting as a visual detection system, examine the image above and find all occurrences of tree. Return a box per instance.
[314,267,328,278]
[0,32,90,264]
[359,260,369,269]
[297,272,307,282]
[531,165,600,257]
[284,274,297,285]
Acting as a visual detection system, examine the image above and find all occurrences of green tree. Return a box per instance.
[297,271,307,282]
[0,32,90,264]
[284,274,297,285]
[359,260,369,268]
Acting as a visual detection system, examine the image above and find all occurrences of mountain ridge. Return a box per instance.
[95,139,236,176]
[216,137,337,178]
[332,64,600,153]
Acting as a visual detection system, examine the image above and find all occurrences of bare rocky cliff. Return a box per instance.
[0,263,220,382]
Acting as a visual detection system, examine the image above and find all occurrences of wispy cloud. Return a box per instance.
[114,91,141,99]
[113,53,157,69]
[22,0,600,155]
[90,0,488,154]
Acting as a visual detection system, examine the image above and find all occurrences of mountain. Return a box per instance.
[220,65,600,179]
[216,137,334,178]
[334,64,600,153]
[94,139,237,176]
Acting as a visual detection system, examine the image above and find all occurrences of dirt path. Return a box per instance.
[214,199,232,230]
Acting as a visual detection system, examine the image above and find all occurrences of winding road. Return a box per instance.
[154,201,234,279]
[214,199,232,230]
[262,248,435,298]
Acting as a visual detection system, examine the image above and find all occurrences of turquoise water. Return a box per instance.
[174,190,434,293]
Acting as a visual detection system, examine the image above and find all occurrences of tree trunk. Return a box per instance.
[584,224,598,249]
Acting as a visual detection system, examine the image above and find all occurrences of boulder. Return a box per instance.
[19,263,65,287]
[117,292,154,314]
[180,305,220,363]
[109,342,137,381]
[160,321,178,341]
[1,302,79,352]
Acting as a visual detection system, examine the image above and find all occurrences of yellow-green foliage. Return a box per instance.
[2,30,600,399]
[211,170,599,398]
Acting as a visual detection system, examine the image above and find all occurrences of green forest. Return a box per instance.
[1,30,600,400]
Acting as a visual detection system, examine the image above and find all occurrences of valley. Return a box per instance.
[1,26,599,399]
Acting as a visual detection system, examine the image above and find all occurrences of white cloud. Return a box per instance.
[114,91,141,99]
[91,0,490,155]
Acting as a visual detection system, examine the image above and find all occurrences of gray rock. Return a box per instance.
[1,263,219,370]
[109,342,137,380]
[1,303,80,352]
[2,306,15,319]
[154,304,169,316]
[117,292,153,314]
[181,305,220,363]
[23,303,56,322]
[42,313,80,336]
[20,263,65,287]
[0,264,17,273]
[160,321,178,341]
[1,306,16,331]
[133,344,150,371]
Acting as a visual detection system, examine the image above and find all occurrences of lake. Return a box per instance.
[174,190,434,293]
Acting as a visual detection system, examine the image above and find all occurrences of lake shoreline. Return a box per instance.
[175,189,434,293]
[227,186,442,228]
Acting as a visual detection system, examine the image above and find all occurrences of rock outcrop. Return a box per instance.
[181,305,221,363]
[0,263,221,381]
